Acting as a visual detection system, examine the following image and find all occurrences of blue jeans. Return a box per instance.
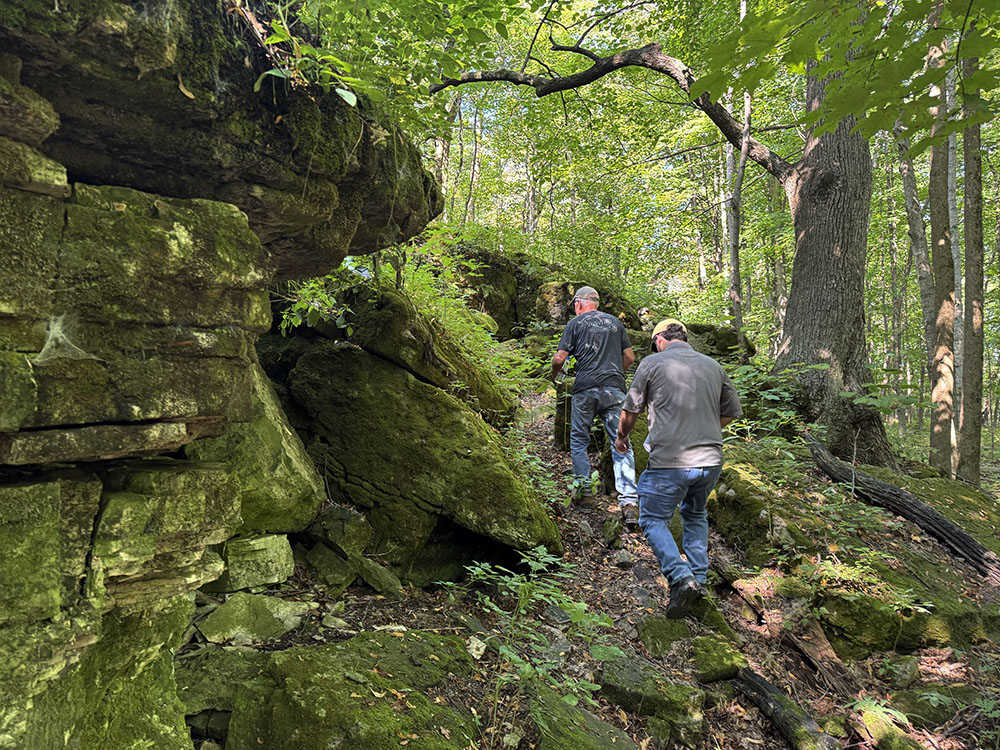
[570,386,638,506]
[638,466,722,584]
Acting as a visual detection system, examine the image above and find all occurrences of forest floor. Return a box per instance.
[189,390,999,750]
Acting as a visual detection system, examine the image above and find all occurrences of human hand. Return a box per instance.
[615,435,630,454]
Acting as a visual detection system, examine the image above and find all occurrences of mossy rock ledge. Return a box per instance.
[177,631,477,749]
[711,441,1000,659]
[0,0,440,281]
[277,340,560,583]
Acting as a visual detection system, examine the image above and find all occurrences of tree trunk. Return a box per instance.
[957,55,983,485]
[767,177,788,360]
[895,128,936,361]
[776,70,894,466]
[927,21,957,476]
[462,107,482,224]
[947,65,964,429]
[727,86,751,364]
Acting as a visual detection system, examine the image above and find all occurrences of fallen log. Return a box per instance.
[804,433,1000,587]
[733,668,840,750]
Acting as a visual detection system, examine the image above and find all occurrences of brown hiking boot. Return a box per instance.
[574,494,599,512]
[621,503,639,530]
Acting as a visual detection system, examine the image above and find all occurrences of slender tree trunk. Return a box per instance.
[776,68,894,465]
[727,83,751,364]
[686,153,709,291]
[947,66,964,428]
[895,128,936,357]
[767,176,788,360]
[523,146,538,235]
[957,55,983,485]
[719,141,731,272]
[927,17,957,476]
[450,107,466,220]
[433,93,461,209]
[462,107,482,224]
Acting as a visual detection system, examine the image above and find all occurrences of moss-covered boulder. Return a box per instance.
[599,653,705,725]
[281,341,560,581]
[531,684,637,750]
[889,685,979,730]
[308,503,373,557]
[639,616,691,658]
[0,53,59,147]
[454,246,552,340]
[0,4,439,280]
[535,281,640,329]
[690,635,747,682]
[306,542,358,598]
[177,631,477,750]
[344,288,518,426]
[199,593,310,644]
[859,709,925,750]
[186,363,325,534]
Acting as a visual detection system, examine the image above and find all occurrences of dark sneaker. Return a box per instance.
[665,577,702,619]
[621,503,639,530]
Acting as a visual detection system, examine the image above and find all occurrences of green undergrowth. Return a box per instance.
[714,438,1000,659]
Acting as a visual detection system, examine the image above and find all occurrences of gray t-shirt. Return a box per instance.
[622,341,743,468]
[557,310,631,393]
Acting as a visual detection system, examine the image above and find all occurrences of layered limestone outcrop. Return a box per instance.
[0,2,445,746]
[0,0,441,281]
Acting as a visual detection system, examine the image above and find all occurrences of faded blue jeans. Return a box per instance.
[570,386,638,506]
[638,466,722,584]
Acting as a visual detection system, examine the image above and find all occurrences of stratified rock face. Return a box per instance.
[275,340,560,580]
[0,143,270,463]
[0,0,441,280]
[535,281,641,330]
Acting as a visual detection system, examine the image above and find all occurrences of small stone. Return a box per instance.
[614,549,635,568]
[882,654,921,688]
[321,615,349,629]
[541,604,573,629]
[578,519,594,540]
[639,616,691,658]
[602,515,623,548]
[632,586,654,607]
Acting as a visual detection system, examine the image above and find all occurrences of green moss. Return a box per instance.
[0,352,37,431]
[599,653,705,720]
[199,593,309,644]
[186,364,324,534]
[18,595,193,748]
[638,616,690,657]
[889,685,979,730]
[531,684,637,750]
[221,632,476,750]
[288,343,561,578]
[860,709,925,750]
[203,534,295,593]
[689,635,747,682]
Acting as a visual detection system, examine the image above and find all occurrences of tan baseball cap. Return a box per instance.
[650,318,687,350]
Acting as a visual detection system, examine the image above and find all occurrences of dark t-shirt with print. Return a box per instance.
[557,310,631,393]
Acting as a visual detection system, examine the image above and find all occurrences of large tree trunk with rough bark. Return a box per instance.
[775,74,894,466]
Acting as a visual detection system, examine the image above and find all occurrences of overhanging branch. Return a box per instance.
[431,42,794,181]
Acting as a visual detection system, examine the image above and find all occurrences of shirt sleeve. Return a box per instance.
[719,369,744,418]
[557,318,574,353]
[622,359,649,412]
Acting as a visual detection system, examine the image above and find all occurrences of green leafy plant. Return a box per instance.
[441,547,622,747]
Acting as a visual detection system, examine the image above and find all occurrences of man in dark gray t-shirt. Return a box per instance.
[550,286,638,517]
[615,319,742,618]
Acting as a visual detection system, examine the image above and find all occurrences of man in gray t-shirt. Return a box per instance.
[551,286,638,517]
[615,319,742,618]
